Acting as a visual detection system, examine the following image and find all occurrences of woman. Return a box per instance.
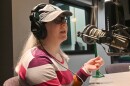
[16,3,104,86]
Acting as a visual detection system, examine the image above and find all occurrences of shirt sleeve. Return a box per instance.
[72,68,91,86]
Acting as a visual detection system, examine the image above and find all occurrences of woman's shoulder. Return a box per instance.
[27,46,53,68]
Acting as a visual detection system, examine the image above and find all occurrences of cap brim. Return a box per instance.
[41,10,72,22]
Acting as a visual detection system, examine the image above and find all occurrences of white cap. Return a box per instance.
[32,3,72,22]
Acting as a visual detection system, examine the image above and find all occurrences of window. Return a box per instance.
[50,0,94,54]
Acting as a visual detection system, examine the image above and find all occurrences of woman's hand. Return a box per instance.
[83,56,104,72]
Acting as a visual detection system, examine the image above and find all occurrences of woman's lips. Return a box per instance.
[60,31,66,34]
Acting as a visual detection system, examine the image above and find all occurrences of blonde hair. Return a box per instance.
[21,33,37,55]
[15,32,38,73]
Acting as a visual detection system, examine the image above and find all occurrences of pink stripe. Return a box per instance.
[28,57,52,68]
[77,68,90,81]
[34,78,61,86]
[56,70,73,85]
[37,46,64,64]
[19,65,26,80]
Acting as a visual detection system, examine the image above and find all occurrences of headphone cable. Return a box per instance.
[38,40,86,86]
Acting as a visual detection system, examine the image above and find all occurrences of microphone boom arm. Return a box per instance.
[77,24,130,56]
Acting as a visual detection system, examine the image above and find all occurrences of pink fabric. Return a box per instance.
[18,47,90,86]
[19,65,26,80]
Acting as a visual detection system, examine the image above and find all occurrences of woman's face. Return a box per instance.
[45,15,68,43]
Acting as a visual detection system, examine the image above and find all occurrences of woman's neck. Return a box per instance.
[42,43,63,62]
[39,37,65,62]
[44,44,60,55]
[41,40,61,56]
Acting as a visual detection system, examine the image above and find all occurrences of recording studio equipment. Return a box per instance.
[104,0,128,56]
[77,0,130,56]
[105,0,125,31]
[77,24,130,56]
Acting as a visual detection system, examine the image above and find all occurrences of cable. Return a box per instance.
[38,40,86,86]
[101,44,109,54]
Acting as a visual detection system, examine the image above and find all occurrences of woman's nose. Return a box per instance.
[61,22,67,28]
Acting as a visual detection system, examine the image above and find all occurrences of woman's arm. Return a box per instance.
[72,56,104,86]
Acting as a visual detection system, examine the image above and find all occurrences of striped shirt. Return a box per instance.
[17,46,90,86]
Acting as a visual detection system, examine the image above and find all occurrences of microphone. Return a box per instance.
[77,24,130,51]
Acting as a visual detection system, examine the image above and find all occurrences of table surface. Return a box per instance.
[89,72,130,86]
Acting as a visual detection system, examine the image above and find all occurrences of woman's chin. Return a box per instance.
[60,36,67,42]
